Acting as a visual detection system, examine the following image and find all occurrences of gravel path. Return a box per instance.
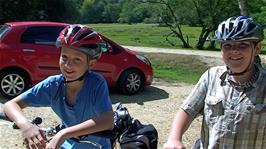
[124,45,266,64]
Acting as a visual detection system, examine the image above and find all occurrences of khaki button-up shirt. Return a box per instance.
[181,66,266,149]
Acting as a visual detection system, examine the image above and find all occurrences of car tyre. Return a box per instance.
[0,70,29,99]
[118,69,144,94]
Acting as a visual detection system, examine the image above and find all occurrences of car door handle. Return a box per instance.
[22,49,36,52]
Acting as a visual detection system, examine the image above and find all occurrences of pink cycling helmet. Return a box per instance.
[56,24,102,59]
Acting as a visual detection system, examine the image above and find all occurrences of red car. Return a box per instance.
[0,22,153,98]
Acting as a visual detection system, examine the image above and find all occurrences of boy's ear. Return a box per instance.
[255,42,262,55]
[89,59,97,68]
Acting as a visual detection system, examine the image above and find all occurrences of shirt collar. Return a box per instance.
[219,64,260,89]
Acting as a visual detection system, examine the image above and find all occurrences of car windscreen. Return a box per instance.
[0,25,11,40]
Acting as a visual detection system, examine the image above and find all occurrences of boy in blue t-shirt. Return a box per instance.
[4,24,114,149]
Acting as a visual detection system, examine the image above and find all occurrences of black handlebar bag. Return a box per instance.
[119,119,158,149]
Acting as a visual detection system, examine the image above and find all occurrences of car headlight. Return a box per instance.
[136,55,152,66]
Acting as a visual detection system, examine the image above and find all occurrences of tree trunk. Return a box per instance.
[238,0,248,15]
[196,27,212,50]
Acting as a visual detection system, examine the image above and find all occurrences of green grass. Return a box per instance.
[141,53,209,84]
[90,23,201,49]
[90,23,266,52]
[89,23,266,84]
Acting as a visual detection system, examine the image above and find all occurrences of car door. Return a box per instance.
[18,25,65,82]
[93,39,123,86]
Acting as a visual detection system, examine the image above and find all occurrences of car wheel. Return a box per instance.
[0,70,29,99]
[118,69,144,94]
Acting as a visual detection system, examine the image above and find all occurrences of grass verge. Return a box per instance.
[142,53,209,84]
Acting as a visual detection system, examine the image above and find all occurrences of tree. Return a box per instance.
[102,3,121,23]
[143,0,192,48]
[118,0,155,24]
[192,0,239,49]
[79,0,106,23]
[0,0,34,23]
[145,0,240,49]
[243,0,266,26]
[0,0,80,24]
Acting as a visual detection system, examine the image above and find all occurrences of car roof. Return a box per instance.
[4,21,70,27]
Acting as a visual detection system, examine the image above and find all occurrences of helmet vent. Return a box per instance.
[229,23,234,31]
[77,30,93,41]
[84,36,96,41]
[71,26,81,36]
[81,44,98,49]
[247,23,256,32]
[235,21,243,32]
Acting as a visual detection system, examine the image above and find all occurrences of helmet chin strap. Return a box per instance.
[63,71,87,84]
[227,67,248,76]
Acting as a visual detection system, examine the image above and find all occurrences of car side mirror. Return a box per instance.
[100,41,113,53]
[108,44,113,53]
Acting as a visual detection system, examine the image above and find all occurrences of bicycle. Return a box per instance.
[0,102,158,149]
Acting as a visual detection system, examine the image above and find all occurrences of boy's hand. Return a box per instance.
[45,129,65,149]
[163,139,186,149]
[20,122,46,149]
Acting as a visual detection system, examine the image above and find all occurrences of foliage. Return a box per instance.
[0,0,265,50]
[119,0,152,23]
[191,0,239,49]
[0,0,79,23]
[0,0,33,23]
[248,0,266,26]
[80,0,104,23]
[143,0,193,48]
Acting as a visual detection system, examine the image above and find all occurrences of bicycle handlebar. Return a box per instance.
[0,112,117,138]
[0,112,42,129]
[0,112,11,121]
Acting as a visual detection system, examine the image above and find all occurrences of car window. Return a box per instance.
[0,25,11,40]
[21,26,65,45]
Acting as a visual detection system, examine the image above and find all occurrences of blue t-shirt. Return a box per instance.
[21,71,113,149]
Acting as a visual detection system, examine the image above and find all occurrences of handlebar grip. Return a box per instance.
[0,112,11,121]
[0,112,43,129]
[32,117,42,125]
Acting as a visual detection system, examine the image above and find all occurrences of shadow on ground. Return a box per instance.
[110,85,169,105]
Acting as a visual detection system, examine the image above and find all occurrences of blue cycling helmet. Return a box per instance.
[213,16,264,42]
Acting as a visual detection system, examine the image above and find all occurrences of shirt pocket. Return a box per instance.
[204,95,224,125]
[244,103,266,130]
